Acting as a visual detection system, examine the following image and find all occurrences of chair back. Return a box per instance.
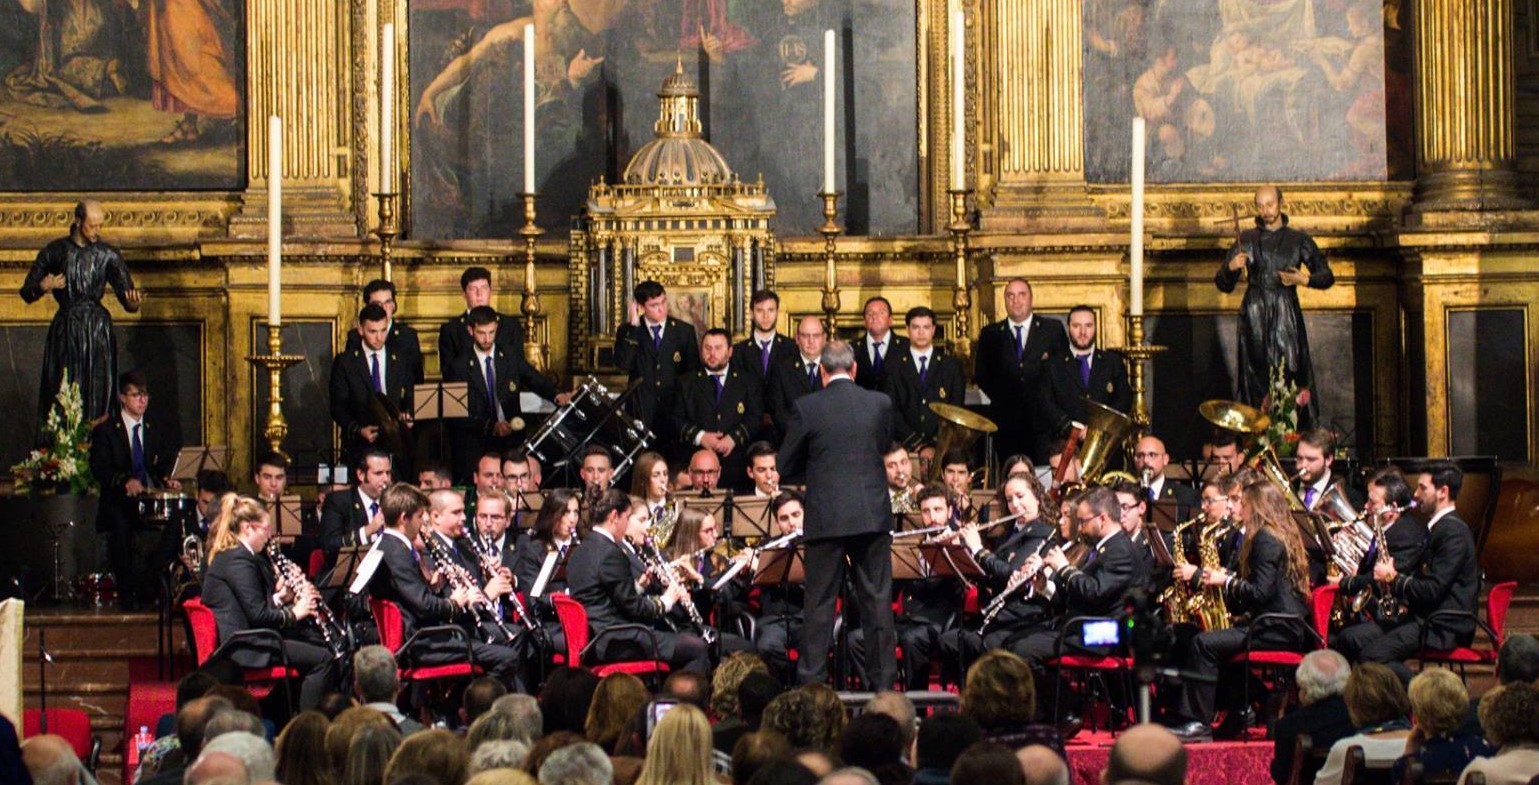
[307,549,327,580]
[369,598,405,653]
[22,709,92,759]
[551,595,589,664]
[1487,581,1517,642]
[1342,745,1368,785]
[181,598,219,665]
[1466,772,1486,785]
[1311,584,1339,644]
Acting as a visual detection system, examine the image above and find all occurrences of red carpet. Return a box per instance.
[1067,738,1274,785]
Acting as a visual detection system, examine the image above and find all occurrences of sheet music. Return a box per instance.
[713,558,749,590]
[348,541,384,595]
[530,550,559,598]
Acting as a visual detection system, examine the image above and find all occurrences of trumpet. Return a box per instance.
[265,541,348,658]
[420,533,519,644]
[471,534,538,631]
[641,536,716,645]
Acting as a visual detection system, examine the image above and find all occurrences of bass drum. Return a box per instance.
[519,377,653,482]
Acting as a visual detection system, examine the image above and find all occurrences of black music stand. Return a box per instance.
[511,490,545,535]
[1148,500,1184,533]
[754,544,806,684]
[918,543,984,588]
[1142,522,1175,569]
[169,445,229,485]
[1293,511,1336,559]
[413,382,470,470]
[322,544,373,652]
[727,496,774,542]
[681,494,731,528]
[529,547,571,599]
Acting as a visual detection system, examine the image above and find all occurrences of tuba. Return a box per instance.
[1077,400,1139,483]
[927,403,998,483]
[1198,399,1307,511]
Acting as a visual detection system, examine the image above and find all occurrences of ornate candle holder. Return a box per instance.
[1107,314,1167,429]
[818,191,842,331]
[374,191,400,281]
[518,192,545,371]
[947,188,974,369]
[246,328,304,459]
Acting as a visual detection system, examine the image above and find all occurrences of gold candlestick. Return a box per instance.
[246,328,305,459]
[518,192,545,371]
[818,191,842,331]
[374,191,400,282]
[1106,314,1167,429]
[947,188,973,369]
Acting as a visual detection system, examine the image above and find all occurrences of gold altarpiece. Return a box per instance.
[0,0,1532,481]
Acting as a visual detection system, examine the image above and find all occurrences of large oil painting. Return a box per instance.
[1083,0,1412,183]
[0,0,246,190]
[409,0,918,239]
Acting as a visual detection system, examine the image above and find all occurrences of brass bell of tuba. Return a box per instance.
[1076,399,1138,483]
[927,403,998,484]
[1198,399,1307,511]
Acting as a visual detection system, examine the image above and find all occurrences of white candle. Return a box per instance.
[523,22,536,194]
[268,115,283,327]
[381,22,396,192]
[950,9,965,191]
[1130,116,1146,317]
[823,29,835,195]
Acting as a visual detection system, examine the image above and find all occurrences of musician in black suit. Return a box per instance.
[1133,435,1200,510]
[882,307,965,446]
[776,340,899,688]
[1331,467,1427,628]
[318,449,392,562]
[677,329,763,494]
[200,495,340,710]
[853,296,910,392]
[1040,306,1133,439]
[731,290,797,409]
[364,483,524,685]
[766,315,827,440]
[974,278,1070,463]
[472,489,520,575]
[344,279,423,384]
[566,488,710,671]
[444,306,567,484]
[89,370,181,610]
[1296,428,1365,512]
[330,303,419,474]
[613,280,700,456]
[1168,480,1314,740]
[752,492,808,681]
[1331,462,1480,683]
[437,267,525,381]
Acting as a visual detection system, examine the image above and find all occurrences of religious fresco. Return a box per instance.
[409,0,918,239]
[0,0,246,190]
[1083,0,1412,183]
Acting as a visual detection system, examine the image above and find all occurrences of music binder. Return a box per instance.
[1142,523,1175,568]
[753,546,805,586]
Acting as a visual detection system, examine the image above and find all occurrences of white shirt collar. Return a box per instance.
[1311,470,1333,493]
[1071,348,1094,359]
[1426,505,1457,531]
[1008,315,1032,331]
[358,487,379,507]
[1148,475,1166,497]
[1094,528,1118,550]
[383,527,412,547]
[474,345,495,363]
[826,371,853,383]
[754,330,778,344]
[121,410,143,432]
[645,320,666,333]
[800,354,819,366]
[911,346,934,363]
[593,526,618,543]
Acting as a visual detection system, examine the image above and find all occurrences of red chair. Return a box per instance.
[181,597,299,713]
[1228,584,1337,731]
[368,598,484,684]
[551,594,670,683]
[1047,616,1137,733]
[23,708,100,774]
[307,550,328,581]
[1416,581,1517,677]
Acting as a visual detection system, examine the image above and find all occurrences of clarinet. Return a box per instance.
[641,536,718,645]
[977,534,1059,633]
[264,542,348,658]
[421,534,518,645]
[474,534,538,631]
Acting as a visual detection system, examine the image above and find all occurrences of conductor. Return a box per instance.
[776,340,898,688]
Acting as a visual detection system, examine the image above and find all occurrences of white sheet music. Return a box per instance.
[530,550,558,598]
[712,558,748,591]
[348,541,384,595]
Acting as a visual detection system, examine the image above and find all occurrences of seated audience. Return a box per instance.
[1315,663,1413,785]
[733,731,794,785]
[523,731,584,779]
[466,769,539,785]
[1016,744,1068,785]
[664,670,713,713]
[863,692,918,765]
[1103,724,1186,785]
[21,735,81,785]
[839,713,912,785]
[1272,650,1356,785]
[354,645,425,735]
[384,728,468,785]
[185,751,247,785]
[489,694,544,745]
[746,759,820,785]
[139,695,234,785]
[463,677,509,728]
[764,688,844,756]
[342,722,401,785]
[913,713,983,785]
[585,673,651,753]
[539,741,614,785]
[540,667,601,736]
[636,703,717,785]
[1459,683,1539,785]
[139,669,221,780]
[715,658,778,753]
[820,768,884,785]
[468,739,530,774]
[325,706,394,778]
[714,653,773,720]
[1394,669,1493,782]
[1461,634,1539,737]
[959,650,1065,758]
[950,742,1024,785]
[275,711,330,785]
[201,731,276,782]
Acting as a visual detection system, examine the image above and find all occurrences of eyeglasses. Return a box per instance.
[1118,502,1140,511]
[1075,513,1100,524]
[691,469,721,477]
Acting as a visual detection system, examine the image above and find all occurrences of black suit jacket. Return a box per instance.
[1340,517,1428,597]
[1039,349,1133,438]
[446,344,559,431]
[366,531,459,640]
[1388,511,1479,647]
[438,312,525,381]
[881,348,966,444]
[613,318,700,437]
[89,414,178,507]
[852,333,910,391]
[777,379,897,542]
[976,519,1055,629]
[731,333,798,392]
[345,321,424,384]
[201,545,293,668]
[319,488,376,559]
[1270,696,1355,785]
[1150,478,1201,510]
[329,345,417,461]
[766,354,822,438]
[1053,530,1141,619]
[1223,528,1310,621]
[973,316,1070,461]
[566,532,666,631]
[676,368,762,448]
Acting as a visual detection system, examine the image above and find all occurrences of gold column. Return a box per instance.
[230,0,359,238]
[977,0,1100,229]
[1410,0,1529,212]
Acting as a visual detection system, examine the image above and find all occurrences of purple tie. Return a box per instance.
[918,355,928,386]
[873,340,885,374]
[1304,486,1317,509]
[808,364,818,387]
[131,423,148,484]
[760,341,772,375]
[1079,354,1091,388]
[370,353,383,393]
[485,356,498,417]
[712,374,724,404]
[1013,325,1024,362]
[651,324,662,350]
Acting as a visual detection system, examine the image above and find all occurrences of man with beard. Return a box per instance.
[1039,305,1132,441]
[677,328,762,493]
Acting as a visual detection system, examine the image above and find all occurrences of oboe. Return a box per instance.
[473,534,537,631]
[420,534,518,644]
[264,541,348,658]
[641,536,717,645]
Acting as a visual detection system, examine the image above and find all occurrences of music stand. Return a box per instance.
[272,495,305,542]
[890,519,929,581]
[1293,511,1336,558]
[969,489,996,521]
[530,546,572,598]
[324,545,370,591]
[754,546,805,587]
[681,494,730,524]
[413,382,469,468]
[1142,522,1175,568]
[169,446,229,485]
[727,496,774,541]
[918,542,984,588]
[1148,500,1184,533]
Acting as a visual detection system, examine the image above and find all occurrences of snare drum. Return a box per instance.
[75,571,117,607]
[137,491,196,523]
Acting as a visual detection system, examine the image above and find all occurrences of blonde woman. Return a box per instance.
[635,703,715,785]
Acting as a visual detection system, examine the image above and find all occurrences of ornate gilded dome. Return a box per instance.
[622,62,736,187]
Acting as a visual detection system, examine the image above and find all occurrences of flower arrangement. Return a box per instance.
[12,370,97,495]
[1259,359,1310,457]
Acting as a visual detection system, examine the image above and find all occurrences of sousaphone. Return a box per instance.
[928,403,998,483]
[1076,399,1139,483]
[1198,399,1307,511]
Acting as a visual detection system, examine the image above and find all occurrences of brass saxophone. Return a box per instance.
[1159,513,1205,625]
[1187,515,1233,631]
[1351,504,1410,620]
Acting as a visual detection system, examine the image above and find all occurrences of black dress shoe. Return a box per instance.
[1166,720,1213,742]
[1213,707,1255,740]
[1056,713,1084,741]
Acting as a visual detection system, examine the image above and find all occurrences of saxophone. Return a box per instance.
[1187,516,1233,631]
[1159,513,1204,625]
[1352,506,1409,620]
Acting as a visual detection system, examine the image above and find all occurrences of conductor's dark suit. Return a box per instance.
[1039,349,1133,439]
[777,376,899,688]
[614,318,700,453]
[89,413,178,604]
[853,333,910,392]
[766,354,822,440]
[565,529,710,671]
[329,344,418,473]
[881,348,965,446]
[973,315,1069,462]
[443,344,559,484]
[201,544,339,710]
[676,368,763,492]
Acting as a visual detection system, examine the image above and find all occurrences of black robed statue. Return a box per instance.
[1215,186,1333,427]
[19,200,143,426]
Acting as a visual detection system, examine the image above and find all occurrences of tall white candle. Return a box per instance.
[523,23,536,194]
[950,9,965,190]
[1130,116,1146,317]
[268,115,283,327]
[823,29,836,195]
[381,22,396,191]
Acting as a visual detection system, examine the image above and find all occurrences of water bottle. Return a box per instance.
[128,724,152,769]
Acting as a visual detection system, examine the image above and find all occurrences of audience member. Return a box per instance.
[274,711,331,785]
[764,689,842,755]
[316,692,355,721]
[139,695,234,785]
[341,722,401,785]
[732,731,793,785]
[585,673,651,753]
[713,653,773,720]
[21,735,78,785]
[797,750,837,778]
[949,742,1024,785]
[1460,683,1539,785]
[384,728,468,785]
[959,650,1065,758]
[540,668,601,735]
[913,713,983,785]
[463,677,509,727]
[0,714,28,785]
[202,731,276,782]
[1393,669,1492,782]
[468,739,529,774]
[140,668,220,780]
[636,703,716,785]
[184,751,247,785]
[203,710,266,744]
[325,707,394,778]
[839,713,912,785]
[1016,744,1068,785]
[1271,650,1355,785]
[746,759,820,785]
[864,692,918,765]
[489,694,544,744]
[467,711,523,755]
[819,768,882,785]
[1461,633,1539,737]
[465,769,538,785]
[354,645,425,735]
[1103,724,1186,785]
[536,739,611,785]
[1315,663,1413,785]
[718,671,784,754]
[522,731,584,779]
[665,671,713,713]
